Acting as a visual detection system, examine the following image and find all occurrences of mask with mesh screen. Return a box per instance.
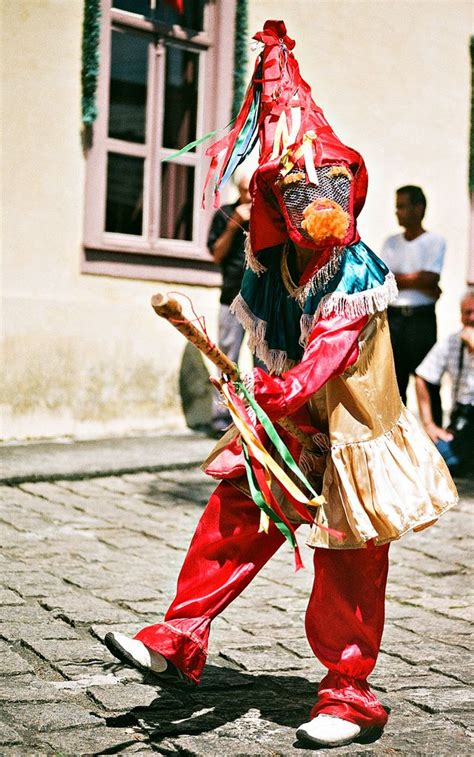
[273,163,356,250]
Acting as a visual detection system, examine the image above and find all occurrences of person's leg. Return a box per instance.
[134,480,285,683]
[218,303,246,365]
[387,310,409,404]
[407,309,442,425]
[211,304,245,432]
[304,541,389,730]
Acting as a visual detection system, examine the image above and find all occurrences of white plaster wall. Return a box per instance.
[1,0,221,440]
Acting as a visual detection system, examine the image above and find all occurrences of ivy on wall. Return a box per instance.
[81,0,101,126]
[232,0,248,119]
[470,36,474,192]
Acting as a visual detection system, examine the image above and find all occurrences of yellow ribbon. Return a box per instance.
[220,383,325,518]
[279,130,318,183]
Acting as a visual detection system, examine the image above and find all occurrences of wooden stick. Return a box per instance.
[151,293,318,452]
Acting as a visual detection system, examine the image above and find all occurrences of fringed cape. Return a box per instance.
[231,240,398,374]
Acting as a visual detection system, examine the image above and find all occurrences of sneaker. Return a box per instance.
[104,632,191,685]
[296,714,362,747]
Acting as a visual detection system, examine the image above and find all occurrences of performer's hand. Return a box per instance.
[209,374,233,392]
[424,421,453,444]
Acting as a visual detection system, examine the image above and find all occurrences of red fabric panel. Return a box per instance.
[307,542,390,728]
[252,312,369,421]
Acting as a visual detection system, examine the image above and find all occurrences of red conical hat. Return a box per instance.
[205,20,368,260]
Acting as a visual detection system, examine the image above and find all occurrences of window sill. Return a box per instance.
[82,247,222,286]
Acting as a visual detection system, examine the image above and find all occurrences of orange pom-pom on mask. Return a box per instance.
[301,198,350,245]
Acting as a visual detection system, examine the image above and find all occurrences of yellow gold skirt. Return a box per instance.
[307,407,458,549]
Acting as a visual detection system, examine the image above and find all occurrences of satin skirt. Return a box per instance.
[135,480,389,729]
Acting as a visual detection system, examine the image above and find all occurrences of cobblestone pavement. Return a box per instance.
[0,467,472,755]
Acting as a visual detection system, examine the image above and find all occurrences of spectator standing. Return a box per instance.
[381,186,445,424]
[415,290,474,474]
[207,172,251,435]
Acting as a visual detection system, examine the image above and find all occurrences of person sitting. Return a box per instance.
[415,289,474,475]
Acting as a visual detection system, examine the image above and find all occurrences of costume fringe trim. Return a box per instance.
[281,244,344,305]
[299,432,330,476]
[244,234,267,275]
[299,272,398,346]
[231,294,296,374]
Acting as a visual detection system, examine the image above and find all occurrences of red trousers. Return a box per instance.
[135,481,389,729]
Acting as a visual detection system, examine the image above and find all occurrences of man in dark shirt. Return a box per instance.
[207,173,251,434]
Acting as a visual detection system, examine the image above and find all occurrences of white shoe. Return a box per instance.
[296,714,361,747]
[104,632,167,673]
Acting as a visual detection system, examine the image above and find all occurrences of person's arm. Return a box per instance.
[395,271,441,299]
[249,312,369,422]
[211,204,250,264]
[461,325,474,353]
[415,375,453,442]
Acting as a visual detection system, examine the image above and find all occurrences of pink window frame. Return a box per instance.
[82,0,235,285]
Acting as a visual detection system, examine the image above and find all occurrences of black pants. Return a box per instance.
[387,305,442,426]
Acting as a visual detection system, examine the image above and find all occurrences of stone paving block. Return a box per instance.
[42,725,146,755]
[92,585,160,603]
[219,644,305,673]
[4,702,102,732]
[0,722,23,746]
[167,733,273,755]
[1,748,50,757]
[23,638,110,664]
[0,621,81,642]
[39,594,138,626]
[0,643,34,676]
[393,611,471,645]
[0,679,66,703]
[123,599,167,617]
[87,682,173,712]
[0,589,24,605]
[423,597,474,623]
[378,721,472,756]
[208,625,257,651]
[54,661,144,685]
[430,659,474,686]
[277,637,314,659]
[52,673,120,689]
[90,622,145,643]
[198,661,257,690]
[95,529,163,551]
[403,685,474,715]
[2,572,67,598]
[60,567,127,591]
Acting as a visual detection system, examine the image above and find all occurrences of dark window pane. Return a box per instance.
[113,1,205,31]
[160,163,194,240]
[106,153,144,235]
[108,31,148,143]
[154,0,205,31]
[163,46,199,150]
[112,1,150,15]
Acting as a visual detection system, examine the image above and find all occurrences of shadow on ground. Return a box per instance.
[104,663,384,751]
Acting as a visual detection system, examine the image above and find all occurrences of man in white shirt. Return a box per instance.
[415,290,474,474]
[381,185,445,423]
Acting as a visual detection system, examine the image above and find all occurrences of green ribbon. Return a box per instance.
[241,441,296,549]
[161,119,236,162]
[235,381,319,501]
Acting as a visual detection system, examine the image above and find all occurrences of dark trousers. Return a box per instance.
[387,305,442,426]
